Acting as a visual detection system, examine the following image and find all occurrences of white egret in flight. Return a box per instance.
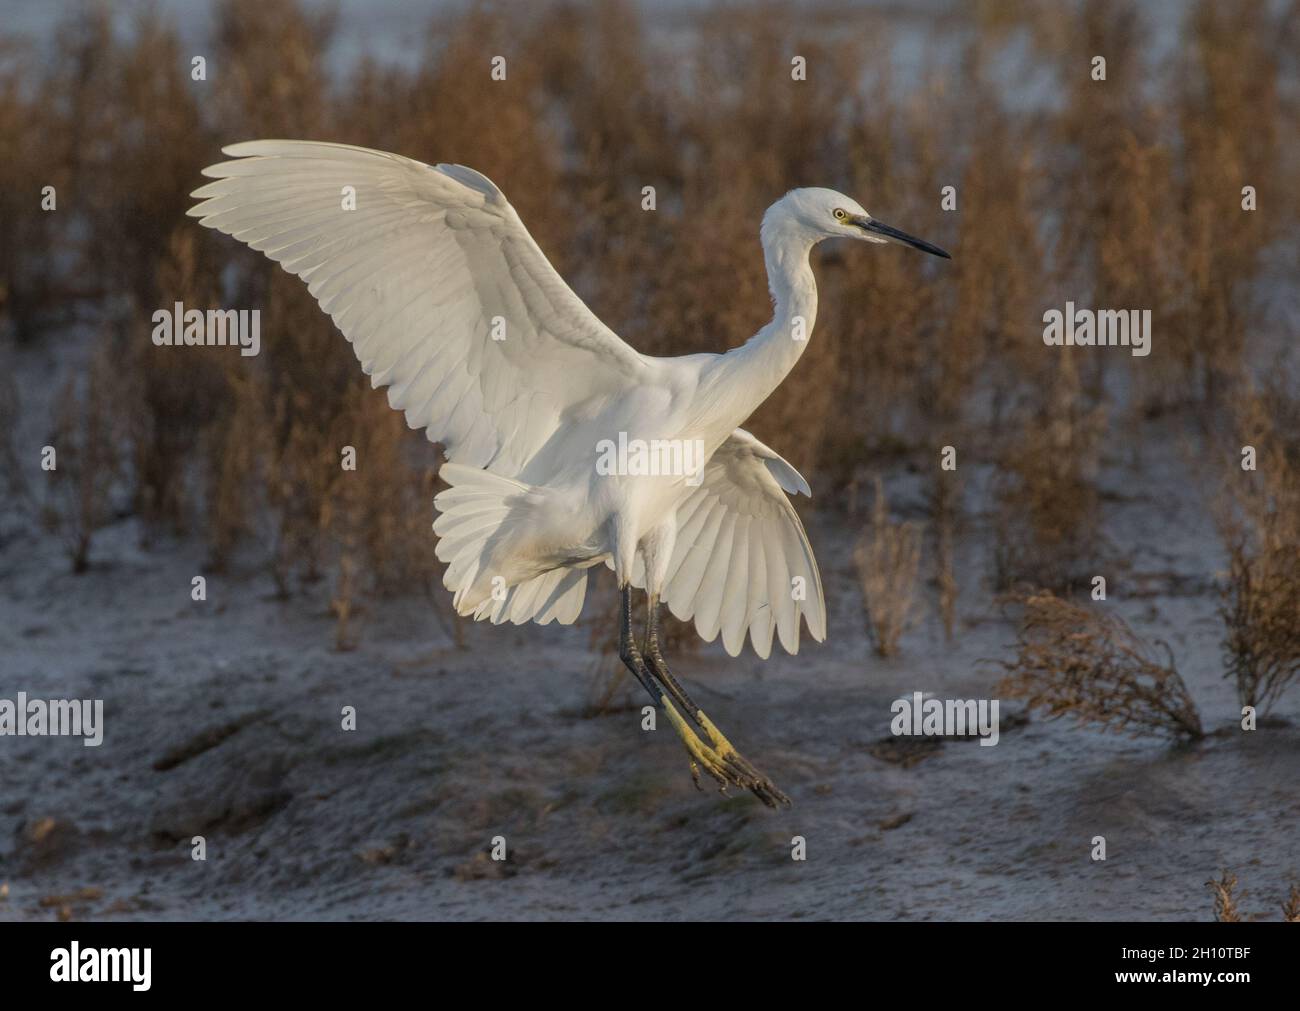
[190,141,950,807]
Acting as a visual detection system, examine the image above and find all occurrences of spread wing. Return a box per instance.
[651,429,826,658]
[189,139,648,477]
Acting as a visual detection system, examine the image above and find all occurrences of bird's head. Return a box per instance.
[765,187,950,259]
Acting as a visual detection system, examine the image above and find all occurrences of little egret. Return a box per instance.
[190,141,950,807]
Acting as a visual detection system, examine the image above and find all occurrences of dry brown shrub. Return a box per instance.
[235,269,449,641]
[63,9,210,316]
[1206,871,1300,923]
[123,228,229,535]
[1040,0,1283,413]
[928,466,961,641]
[1169,0,1285,408]
[212,0,335,140]
[319,388,446,649]
[1283,884,1300,923]
[44,344,123,573]
[994,356,1107,592]
[200,358,270,572]
[0,340,25,502]
[1215,384,1300,714]
[0,40,74,344]
[854,478,921,658]
[1207,870,1243,923]
[933,70,1045,437]
[998,591,1203,740]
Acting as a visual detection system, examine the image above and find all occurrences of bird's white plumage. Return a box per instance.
[189,140,647,477]
[189,140,842,657]
[650,429,824,658]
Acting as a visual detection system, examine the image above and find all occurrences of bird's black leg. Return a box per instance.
[618,583,663,708]
[621,585,732,794]
[641,593,705,724]
[641,593,790,808]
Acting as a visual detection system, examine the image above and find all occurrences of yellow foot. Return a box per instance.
[661,697,791,808]
[697,709,791,807]
[661,696,734,791]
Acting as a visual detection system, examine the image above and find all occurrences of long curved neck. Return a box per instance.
[702,222,818,437]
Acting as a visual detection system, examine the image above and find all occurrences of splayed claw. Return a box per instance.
[662,697,790,808]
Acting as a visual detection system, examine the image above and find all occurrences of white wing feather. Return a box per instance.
[657,429,826,659]
[188,139,647,478]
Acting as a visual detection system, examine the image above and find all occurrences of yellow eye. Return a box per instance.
[833,208,847,221]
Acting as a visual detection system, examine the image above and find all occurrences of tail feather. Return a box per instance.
[433,463,589,626]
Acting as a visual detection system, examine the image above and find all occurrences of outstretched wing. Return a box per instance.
[655,428,826,658]
[189,140,648,477]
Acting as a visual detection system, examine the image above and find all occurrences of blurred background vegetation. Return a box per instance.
[0,1,1296,682]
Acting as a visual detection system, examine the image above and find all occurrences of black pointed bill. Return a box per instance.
[853,215,951,259]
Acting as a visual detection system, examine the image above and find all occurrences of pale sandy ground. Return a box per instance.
[1,337,1298,921]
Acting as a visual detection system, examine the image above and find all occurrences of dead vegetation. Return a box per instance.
[1216,382,1300,715]
[1207,870,1242,922]
[928,468,960,641]
[0,339,25,504]
[998,592,1203,740]
[42,345,123,572]
[1285,884,1300,923]
[1207,870,1300,922]
[994,357,1108,593]
[854,478,921,658]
